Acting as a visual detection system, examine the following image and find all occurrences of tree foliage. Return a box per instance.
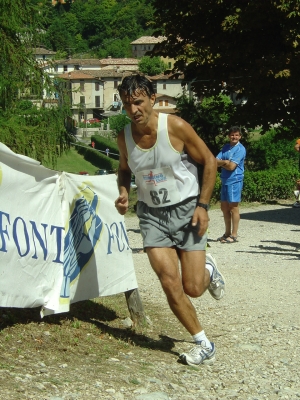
[138,56,167,76]
[0,0,70,164]
[150,1,300,135]
[0,0,44,111]
[41,0,154,58]
[176,93,237,155]
[246,128,298,171]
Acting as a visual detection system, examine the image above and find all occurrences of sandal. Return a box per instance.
[225,235,238,243]
[217,234,230,242]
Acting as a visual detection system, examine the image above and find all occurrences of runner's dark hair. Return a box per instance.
[118,74,155,98]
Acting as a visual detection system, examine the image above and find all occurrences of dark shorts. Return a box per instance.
[136,197,207,251]
[221,181,243,203]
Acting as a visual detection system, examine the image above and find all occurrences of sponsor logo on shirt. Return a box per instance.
[143,171,167,186]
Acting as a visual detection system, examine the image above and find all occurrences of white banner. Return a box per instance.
[0,143,137,316]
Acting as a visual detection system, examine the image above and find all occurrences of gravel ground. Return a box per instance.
[123,202,300,400]
[0,203,299,400]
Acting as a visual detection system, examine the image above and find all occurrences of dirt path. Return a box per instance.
[0,203,299,400]
[124,203,300,399]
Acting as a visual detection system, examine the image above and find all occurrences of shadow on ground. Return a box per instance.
[241,203,300,225]
[0,299,180,356]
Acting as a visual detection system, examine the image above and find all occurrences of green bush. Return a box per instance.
[246,128,298,171]
[108,114,131,134]
[212,162,299,204]
[77,142,119,172]
[211,173,222,203]
[91,135,119,161]
[242,162,299,202]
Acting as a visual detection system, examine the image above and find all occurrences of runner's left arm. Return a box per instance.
[168,116,217,237]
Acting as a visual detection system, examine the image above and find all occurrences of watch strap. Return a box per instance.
[197,202,210,211]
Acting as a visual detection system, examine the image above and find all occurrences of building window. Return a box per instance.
[134,46,137,50]
[63,65,68,72]
[163,83,166,90]
[159,100,163,106]
[80,96,85,106]
[168,62,172,68]
[79,112,84,120]
[165,100,169,106]
[152,82,157,93]
[80,80,85,91]
[95,96,100,107]
[114,80,118,89]
[95,82,99,91]
[74,64,80,70]
[148,46,151,50]
[144,46,146,50]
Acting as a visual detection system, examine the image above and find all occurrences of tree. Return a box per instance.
[0,0,70,164]
[44,18,75,53]
[176,93,237,155]
[150,1,300,134]
[98,38,132,59]
[138,56,167,76]
[0,1,44,111]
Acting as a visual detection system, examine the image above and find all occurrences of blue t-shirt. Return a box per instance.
[216,142,246,185]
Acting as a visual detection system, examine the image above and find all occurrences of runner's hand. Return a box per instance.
[191,207,210,237]
[115,195,129,215]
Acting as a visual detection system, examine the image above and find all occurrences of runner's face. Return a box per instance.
[228,131,241,146]
[121,90,155,126]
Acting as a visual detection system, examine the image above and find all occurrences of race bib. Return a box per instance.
[136,166,181,207]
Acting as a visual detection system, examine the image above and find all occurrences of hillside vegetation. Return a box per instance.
[35,0,155,58]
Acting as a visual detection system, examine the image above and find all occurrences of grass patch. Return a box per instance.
[45,146,100,175]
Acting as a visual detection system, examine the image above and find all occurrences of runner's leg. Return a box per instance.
[146,246,203,335]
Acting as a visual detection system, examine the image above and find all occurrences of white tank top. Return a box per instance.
[124,113,199,207]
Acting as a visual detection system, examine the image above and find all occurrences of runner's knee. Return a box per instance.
[183,281,205,298]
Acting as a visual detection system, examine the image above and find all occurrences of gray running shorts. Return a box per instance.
[136,197,207,251]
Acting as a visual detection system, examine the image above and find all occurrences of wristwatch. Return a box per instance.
[197,202,210,211]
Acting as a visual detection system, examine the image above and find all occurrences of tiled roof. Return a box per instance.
[156,108,177,114]
[155,93,176,99]
[84,70,137,78]
[33,47,56,55]
[54,59,101,66]
[100,58,139,65]
[150,73,184,80]
[130,36,166,45]
[57,70,137,80]
[57,71,102,80]
[149,74,169,80]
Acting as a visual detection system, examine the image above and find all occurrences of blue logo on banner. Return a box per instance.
[61,185,103,298]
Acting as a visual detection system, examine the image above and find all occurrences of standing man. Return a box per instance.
[216,126,246,243]
[115,74,225,366]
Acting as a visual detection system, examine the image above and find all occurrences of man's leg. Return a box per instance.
[146,246,205,335]
[229,202,240,238]
[220,201,232,237]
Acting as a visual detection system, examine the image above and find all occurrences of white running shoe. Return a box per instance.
[179,341,216,366]
[206,253,225,300]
